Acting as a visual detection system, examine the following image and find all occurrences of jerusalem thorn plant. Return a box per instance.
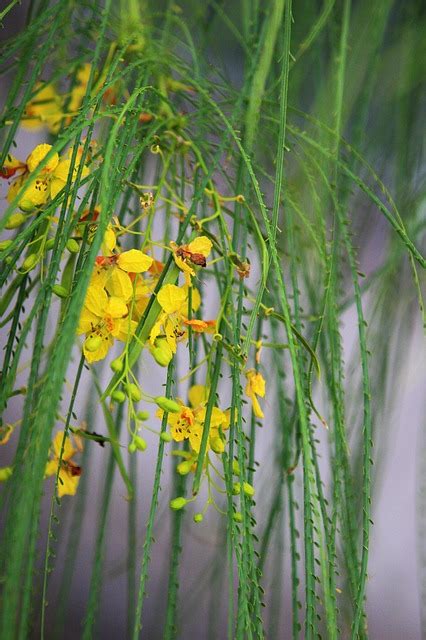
[0,0,425,638]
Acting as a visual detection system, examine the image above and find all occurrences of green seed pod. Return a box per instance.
[21,254,39,272]
[242,482,255,498]
[125,383,142,403]
[150,338,173,367]
[84,335,102,353]
[45,238,55,250]
[111,390,126,404]
[133,435,147,451]
[52,284,69,299]
[233,511,243,523]
[160,432,173,442]
[66,238,80,254]
[170,496,187,511]
[193,513,204,523]
[177,460,193,475]
[0,240,13,251]
[5,213,26,229]
[136,410,150,421]
[155,396,180,413]
[110,358,124,373]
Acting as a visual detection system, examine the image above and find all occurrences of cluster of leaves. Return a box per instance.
[0,1,425,639]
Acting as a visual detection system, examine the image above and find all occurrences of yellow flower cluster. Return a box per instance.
[3,143,89,212]
[77,239,154,363]
[22,64,92,133]
[159,384,230,455]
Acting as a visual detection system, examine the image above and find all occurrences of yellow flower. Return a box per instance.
[172,236,213,285]
[77,285,136,363]
[92,248,154,304]
[150,284,197,354]
[245,370,266,419]
[49,147,90,199]
[45,431,82,497]
[22,83,64,133]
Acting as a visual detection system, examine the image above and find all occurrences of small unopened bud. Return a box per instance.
[210,436,224,454]
[233,511,243,523]
[45,238,55,250]
[111,390,126,404]
[232,483,241,495]
[52,284,69,298]
[170,496,187,511]
[136,410,150,421]
[110,358,124,373]
[5,213,26,229]
[243,482,255,498]
[193,513,204,523]
[129,442,137,454]
[125,383,142,402]
[155,396,180,413]
[232,460,240,475]
[84,335,102,352]
[177,460,193,475]
[0,240,12,251]
[0,466,13,482]
[66,239,80,253]
[134,435,147,451]
[21,254,38,271]
[160,432,172,442]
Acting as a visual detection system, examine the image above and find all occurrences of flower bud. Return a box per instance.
[111,390,126,404]
[5,213,26,230]
[136,410,150,421]
[52,284,69,299]
[66,238,80,254]
[125,383,142,402]
[233,511,243,523]
[243,482,255,498]
[84,335,102,352]
[0,240,12,251]
[232,483,241,495]
[155,396,180,413]
[193,513,204,523]
[129,442,137,454]
[21,254,39,271]
[110,358,124,373]
[0,466,13,482]
[232,460,240,475]
[177,460,193,475]
[45,238,56,250]
[150,338,173,367]
[210,436,224,454]
[170,496,187,511]
[160,432,172,442]
[133,435,147,451]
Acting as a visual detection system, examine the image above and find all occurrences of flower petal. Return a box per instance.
[117,249,153,273]
[187,236,212,257]
[157,284,187,314]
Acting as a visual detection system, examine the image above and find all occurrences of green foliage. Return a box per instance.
[0,1,425,638]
